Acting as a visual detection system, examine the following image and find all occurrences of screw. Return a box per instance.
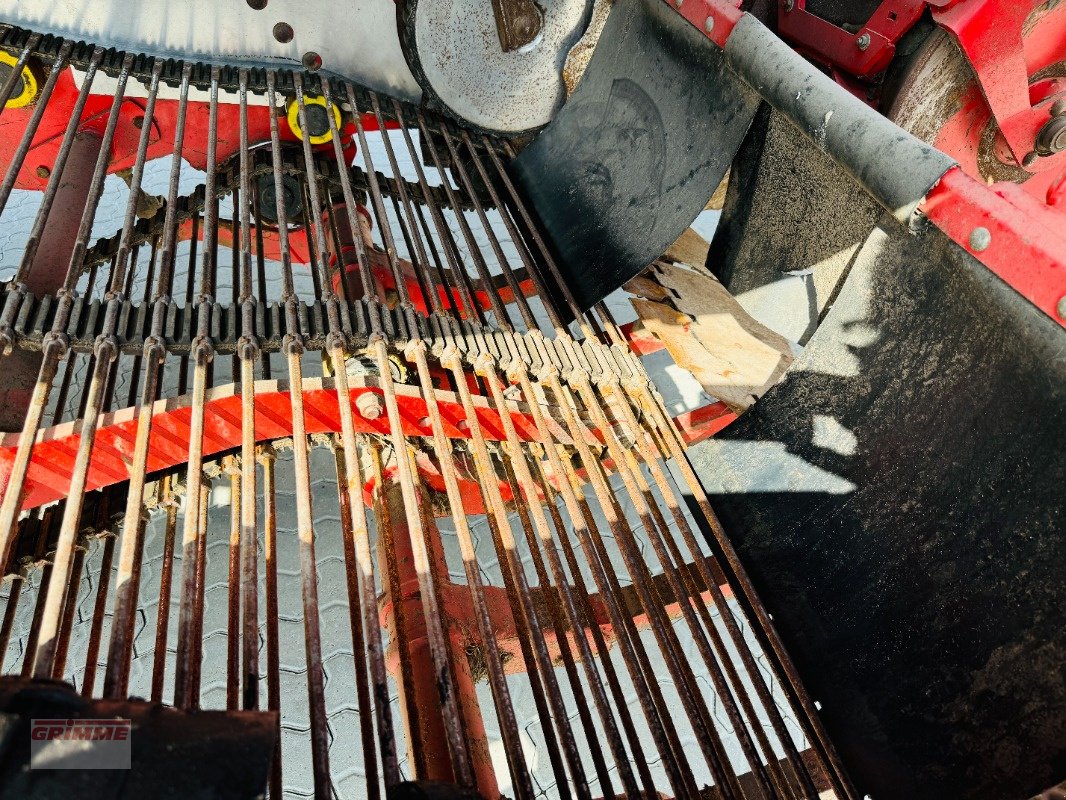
[35,165,50,179]
[704,16,714,32]
[969,226,991,252]
[856,33,871,51]
[1058,295,1066,320]
[356,392,383,420]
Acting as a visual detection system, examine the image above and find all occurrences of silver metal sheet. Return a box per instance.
[405,0,592,133]
[0,0,422,101]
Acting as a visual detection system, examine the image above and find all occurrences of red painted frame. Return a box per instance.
[921,167,1066,325]
[777,0,928,79]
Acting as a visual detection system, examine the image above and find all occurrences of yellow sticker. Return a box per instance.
[286,95,341,146]
[0,50,38,109]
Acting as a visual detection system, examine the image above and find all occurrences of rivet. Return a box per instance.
[356,392,382,420]
[35,165,50,179]
[968,227,991,252]
[1057,295,1066,320]
[784,0,795,10]
[675,0,682,7]
[704,16,714,32]
[1051,98,1066,117]
[856,33,871,51]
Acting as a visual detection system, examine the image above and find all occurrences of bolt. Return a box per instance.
[968,226,991,252]
[35,165,49,179]
[704,15,715,32]
[356,392,383,420]
[1058,295,1066,320]
[1034,116,1066,157]
[856,33,871,51]
[1052,98,1066,117]
[784,0,795,10]
[132,115,144,129]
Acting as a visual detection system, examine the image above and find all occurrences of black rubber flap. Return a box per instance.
[509,0,759,312]
[689,219,1066,800]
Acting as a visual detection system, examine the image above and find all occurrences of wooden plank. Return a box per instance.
[706,171,729,210]
[664,228,711,269]
[630,262,794,412]
[622,272,671,302]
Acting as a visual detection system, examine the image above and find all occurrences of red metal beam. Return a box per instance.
[777,0,927,79]
[921,167,1066,327]
[0,378,574,512]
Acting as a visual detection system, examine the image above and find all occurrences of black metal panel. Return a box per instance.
[509,0,759,311]
[689,217,1066,799]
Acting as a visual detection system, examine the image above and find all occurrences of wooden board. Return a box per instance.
[629,262,794,412]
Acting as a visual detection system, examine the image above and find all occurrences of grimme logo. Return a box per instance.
[30,719,131,769]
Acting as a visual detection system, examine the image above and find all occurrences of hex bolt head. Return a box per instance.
[969,226,992,252]
[356,392,383,420]
[856,33,871,51]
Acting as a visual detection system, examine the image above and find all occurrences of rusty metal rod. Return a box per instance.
[532,461,660,797]
[175,65,221,710]
[332,443,382,800]
[446,351,588,798]
[0,53,134,580]
[322,82,400,788]
[612,383,816,798]
[237,68,261,712]
[15,47,104,284]
[0,41,74,217]
[636,382,857,800]
[0,34,42,116]
[226,458,242,710]
[30,60,164,680]
[573,378,769,798]
[105,63,194,699]
[260,445,284,799]
[150,475,178,703]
